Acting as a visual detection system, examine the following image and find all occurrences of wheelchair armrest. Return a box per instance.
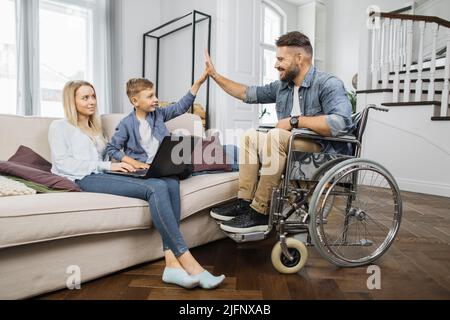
[292,128,360,145]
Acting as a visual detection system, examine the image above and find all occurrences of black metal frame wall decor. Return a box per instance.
[143,10,212,130]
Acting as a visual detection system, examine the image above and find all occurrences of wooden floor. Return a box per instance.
[39,190,450,300]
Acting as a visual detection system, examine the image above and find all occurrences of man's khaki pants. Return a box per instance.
[238,128,321,214]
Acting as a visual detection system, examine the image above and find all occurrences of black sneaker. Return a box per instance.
[210,199,251,221]
[220,208,269,233]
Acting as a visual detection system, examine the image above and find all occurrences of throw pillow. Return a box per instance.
[191,134,232,173]
[0,161,81,192]
[2,146,81,192]
[8,145,52,172]
[0,175,37,197]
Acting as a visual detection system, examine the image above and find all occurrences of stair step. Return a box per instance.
[431,116,450,121]
[389,65,445,76]
[357,89,443,94]
[382,101,448,107]
[378,78,447,84]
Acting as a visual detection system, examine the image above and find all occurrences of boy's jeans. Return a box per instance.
[76,174,187,257]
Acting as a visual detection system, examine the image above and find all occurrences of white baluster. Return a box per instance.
[403,20,407,70]
[381,18,390,87]
[371,26,378,89]
[415,21,426,102]
[399,20,405,69]
[393,19,401,102]
[440,28,450,117]
[389,19,394,72]
[404,20,413,102]
[427,23,439,101]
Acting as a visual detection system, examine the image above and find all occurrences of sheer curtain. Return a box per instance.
[14,0,112,116]
[16,0,40,115]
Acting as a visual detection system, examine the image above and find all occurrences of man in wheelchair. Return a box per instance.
[206,31,354,234]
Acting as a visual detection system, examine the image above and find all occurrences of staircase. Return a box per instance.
[356,11,450,198]
[358,12,450,120]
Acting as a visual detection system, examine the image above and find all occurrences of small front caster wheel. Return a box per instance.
[271,238,308,274]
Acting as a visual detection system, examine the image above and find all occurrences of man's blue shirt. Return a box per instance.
[244,66,354,155]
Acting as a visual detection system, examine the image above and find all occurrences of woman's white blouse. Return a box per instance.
[48,119,111,181]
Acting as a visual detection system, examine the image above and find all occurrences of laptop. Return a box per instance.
[105,135,196,179]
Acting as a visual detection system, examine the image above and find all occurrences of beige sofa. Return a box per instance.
[0,113,238,300]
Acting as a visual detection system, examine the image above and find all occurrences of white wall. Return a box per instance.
[415,0,450,21]
[158,0,217,113]
[113,0,298,128]
[322,0,409,91]
[360,103,450,197]
[271,0,298,32]
[112,0,162,112]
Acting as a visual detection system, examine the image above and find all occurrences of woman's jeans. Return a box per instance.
[76,174,187,257]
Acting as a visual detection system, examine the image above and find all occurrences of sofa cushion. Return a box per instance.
[0,113,205,162]
[0,172,238,249]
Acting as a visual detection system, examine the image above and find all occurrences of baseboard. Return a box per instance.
[396,177,450,198]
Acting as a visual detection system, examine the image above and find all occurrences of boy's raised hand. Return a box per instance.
[197,68,209,84]
[191,67,209,96]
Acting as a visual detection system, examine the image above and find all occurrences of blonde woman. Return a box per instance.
[48,80,225,290]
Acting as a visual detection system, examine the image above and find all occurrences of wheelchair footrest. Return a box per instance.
[223,231,267,243]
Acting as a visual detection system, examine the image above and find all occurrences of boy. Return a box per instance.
[106,71,208,168]
[105,71,226,289]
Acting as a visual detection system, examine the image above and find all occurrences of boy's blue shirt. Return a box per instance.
[106,91,196,163]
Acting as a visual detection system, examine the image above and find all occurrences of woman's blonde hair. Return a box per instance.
[62,80,104,139]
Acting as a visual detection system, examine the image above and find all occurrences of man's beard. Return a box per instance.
[279,64,300,83]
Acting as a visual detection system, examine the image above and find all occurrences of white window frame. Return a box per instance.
[0,0,18,115]
[7,0,110,116]
[259,0,287,126]
[39,0,94,117]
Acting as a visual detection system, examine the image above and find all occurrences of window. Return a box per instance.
[260,1,285,126]
[0,0,17,115]
[0,0,110,117]
[39,0,93,117]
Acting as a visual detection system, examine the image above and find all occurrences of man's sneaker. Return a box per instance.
[210,199,251,221]
[220,208,269,233]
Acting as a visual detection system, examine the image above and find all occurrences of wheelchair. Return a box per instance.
[222,105,402,274]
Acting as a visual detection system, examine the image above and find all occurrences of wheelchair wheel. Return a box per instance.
[310,157,349,219]
[271,238,308,274]
[308,158,402,267]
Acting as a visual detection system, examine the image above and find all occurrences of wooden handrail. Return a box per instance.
[388,5,413,15]
[370,12,450,28]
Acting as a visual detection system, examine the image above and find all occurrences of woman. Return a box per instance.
[49,80,225,289]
